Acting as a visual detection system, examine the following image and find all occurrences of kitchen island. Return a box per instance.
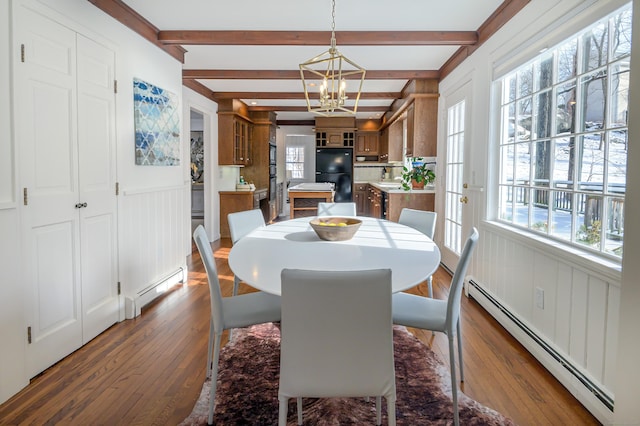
[288,183,334,219]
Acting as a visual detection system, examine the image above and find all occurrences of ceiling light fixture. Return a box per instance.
[299,0,365,117]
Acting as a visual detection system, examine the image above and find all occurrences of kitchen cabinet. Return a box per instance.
[405,95,438,158]
[355,132,379,156]
[387,119,404,162]
[354,183,368,215]
[219,190,260,238]
[387,192,435,222]
[368,185,383,219]
[218,113,252,166]
[315,116,356,148]
[242,111,276,203]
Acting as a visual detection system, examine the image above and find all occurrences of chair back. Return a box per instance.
[228,209,266,244]
[445,227,479,333]
[317,202,357,217]
[193,225,225,334]
[398,208,437,239]
[279,268,395,399]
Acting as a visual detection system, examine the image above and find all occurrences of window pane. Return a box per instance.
[503,103,516,142]
[534,90,552,139]
[518,66,533,97]
[609,61,630,128]
[581,22,608,72]
[575,194,603,250]
[555,81,576,134]
[532,140,550,187]
[550,190,573,241]
[604,197,624,256]
[517,98,532,141]
[501,144,515,184]
[514,142,530,185]
[499,186,513,222]
[513,187,529,227]
[553,136,574,189]
[607,129,627,194]
[504,74,517,104]
[577,133,604,191]
[579,70,607,132]
[536,53,554,90]
[557,38,578,82]
[531,189,549,233]
[611,9,632,60]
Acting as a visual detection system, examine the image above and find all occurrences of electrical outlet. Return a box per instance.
[535,287,545,309]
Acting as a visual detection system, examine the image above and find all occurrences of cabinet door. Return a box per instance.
[356,133,379,155]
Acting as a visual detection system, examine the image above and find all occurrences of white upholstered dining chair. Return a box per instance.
[278,268,396,426]
[392,227,479,426]
[317,201,357,217]
[227,208,266,296]
[193,225,281,425]
[397,208,437,297]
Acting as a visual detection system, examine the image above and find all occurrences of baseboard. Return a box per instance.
[125,267,186,319]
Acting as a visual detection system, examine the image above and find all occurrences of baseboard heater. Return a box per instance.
[125,267,185,319]
[467,279,614,412]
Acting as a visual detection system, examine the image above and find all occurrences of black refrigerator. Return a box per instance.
[315,148,353,202]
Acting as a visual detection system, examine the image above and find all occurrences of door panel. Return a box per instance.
[17,7,82,377]
[77,35,119,342]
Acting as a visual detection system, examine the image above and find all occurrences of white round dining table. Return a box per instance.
[228,216,441,295]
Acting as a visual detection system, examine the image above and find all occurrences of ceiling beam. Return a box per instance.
[182,70,440,80]
[210,92,400,100]
[158,30,478,46]
[248,105,388,113]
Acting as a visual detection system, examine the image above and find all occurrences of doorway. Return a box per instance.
[190,109,205,233]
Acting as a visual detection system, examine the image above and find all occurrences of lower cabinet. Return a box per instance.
[219,190,260,238]
[354,183,368,215]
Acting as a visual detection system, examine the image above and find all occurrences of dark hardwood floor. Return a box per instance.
[0,237,600,425]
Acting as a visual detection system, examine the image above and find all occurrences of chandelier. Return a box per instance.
[299,0,366,116]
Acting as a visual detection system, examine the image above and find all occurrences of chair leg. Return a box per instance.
[427,275,433,298]
[208,332,223,425]
[278,397,289,426]
[376,395,381,425]
[457,319,464,382]
[206,319,214,378]
[233,275,240,296]
[448,335,460,426]
[296,397,303,425]
[387,395,396,426]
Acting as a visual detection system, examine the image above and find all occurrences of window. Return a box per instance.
[496,5,630,259]
[285,146,305,179]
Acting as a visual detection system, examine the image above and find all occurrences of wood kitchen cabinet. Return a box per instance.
[386,119,404,162]
[218,106,253,166]
[354,183,368,215]
[387,192,435,222]
[355,132,379,156]
[368,185,383,219]
[219,191,256,238]
[405,95,438,158]
[315,116,356,148]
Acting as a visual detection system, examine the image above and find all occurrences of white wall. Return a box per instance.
[0,0,203,402]
[438,0,633,423]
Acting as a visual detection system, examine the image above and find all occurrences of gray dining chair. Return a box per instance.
[392,227,479,426]
[398,208,437,297]
[193,225,281,425]
[228,208,266,296]
[278,268,396,425]
[317,202,357,217]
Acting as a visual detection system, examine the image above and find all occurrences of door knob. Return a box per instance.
[460,196,468,204]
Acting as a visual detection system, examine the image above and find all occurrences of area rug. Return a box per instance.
[180,323,516,425]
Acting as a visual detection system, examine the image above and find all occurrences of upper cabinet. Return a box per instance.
[355,132,379,156]
[218,100,252,166]
[315,116,356,148]
[405,97,438,158]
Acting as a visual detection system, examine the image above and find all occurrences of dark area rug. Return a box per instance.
[180,323,516,425]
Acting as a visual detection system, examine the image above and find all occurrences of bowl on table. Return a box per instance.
[309,217,362,241]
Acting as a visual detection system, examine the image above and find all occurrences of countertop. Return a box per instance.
[356,181,436,194]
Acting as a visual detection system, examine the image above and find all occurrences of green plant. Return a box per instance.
[576,220,601,246]
[401,161,435,191]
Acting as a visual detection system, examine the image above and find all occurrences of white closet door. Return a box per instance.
[77,34,119,343]
[17,8,82,378]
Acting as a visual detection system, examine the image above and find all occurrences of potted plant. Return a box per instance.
[401,160,435,191]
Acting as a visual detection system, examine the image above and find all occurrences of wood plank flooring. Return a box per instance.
[0,238,601,425]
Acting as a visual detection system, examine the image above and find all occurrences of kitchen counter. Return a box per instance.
[357,181,436,194]
[354,181,435,222]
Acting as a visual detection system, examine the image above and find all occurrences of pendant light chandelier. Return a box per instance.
[299,0,366,116]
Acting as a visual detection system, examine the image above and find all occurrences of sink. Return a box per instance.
[375,182,402,189]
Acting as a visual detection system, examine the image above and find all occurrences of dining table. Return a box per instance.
[228,216,441,295]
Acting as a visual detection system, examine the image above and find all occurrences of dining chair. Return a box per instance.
[397,208,437,297]
[228,208,266,296]
[278,268,396,426]
[192,225,281,425]
[317,201,357,217]
[391,227,479,426]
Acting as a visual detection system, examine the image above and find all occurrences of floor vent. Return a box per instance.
[467,279,614,412]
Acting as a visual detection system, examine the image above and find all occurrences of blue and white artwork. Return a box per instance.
[133,78,180,166]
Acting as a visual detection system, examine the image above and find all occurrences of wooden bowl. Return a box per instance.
[309,217,362,241]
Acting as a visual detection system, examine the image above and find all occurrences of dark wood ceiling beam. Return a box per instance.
[88,0,186,62]
[158,30,478,46]
[277,120,316,127]
[211,92,399,100]
[248,105,388,113]
[182,79,217,100]
[183,70,439,80]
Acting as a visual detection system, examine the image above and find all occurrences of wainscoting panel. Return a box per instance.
[119,184,187,316]
[468,224,620,422]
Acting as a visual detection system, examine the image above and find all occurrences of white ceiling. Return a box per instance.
[118,0,509,122]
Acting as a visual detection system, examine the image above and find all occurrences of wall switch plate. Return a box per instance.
[535,287,545,309]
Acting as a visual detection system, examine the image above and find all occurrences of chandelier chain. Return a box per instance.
[330,0,336,50]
